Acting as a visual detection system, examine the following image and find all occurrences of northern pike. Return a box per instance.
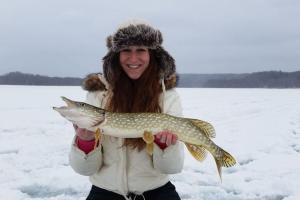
[53,96,236,180]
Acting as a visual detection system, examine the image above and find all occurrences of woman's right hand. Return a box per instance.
[73,124,95,141]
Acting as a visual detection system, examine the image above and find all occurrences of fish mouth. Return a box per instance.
[61,96,77,107]
[53,96,76,111]
[53,96,106,129]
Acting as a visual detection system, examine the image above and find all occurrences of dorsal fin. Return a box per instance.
[189,119,216,138]
[185,143,207,161]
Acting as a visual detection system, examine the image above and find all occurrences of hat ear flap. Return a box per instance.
[154,46,176,79]
[82,73,107,91]
[103,50,117,84]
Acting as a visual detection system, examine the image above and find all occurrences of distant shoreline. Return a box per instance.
[1,71,300,88]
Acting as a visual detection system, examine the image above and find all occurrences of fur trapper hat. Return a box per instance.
[103,20,176,85]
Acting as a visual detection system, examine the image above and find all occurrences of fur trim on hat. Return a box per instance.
[107,24,163,51]
[103,22,176,85]
[82,73,178,92]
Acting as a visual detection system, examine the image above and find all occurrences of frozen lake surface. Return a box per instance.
[0,86,299,200]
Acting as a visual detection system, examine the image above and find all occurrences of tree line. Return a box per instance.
[201,71,300,88]
[1,71,300,88]
[0,71,81,86]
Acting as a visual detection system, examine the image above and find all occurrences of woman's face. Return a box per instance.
[119,46,150,80]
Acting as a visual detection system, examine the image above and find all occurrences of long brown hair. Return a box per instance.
[106,50,162,151]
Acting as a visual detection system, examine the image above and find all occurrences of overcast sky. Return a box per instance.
[0,0,299,77]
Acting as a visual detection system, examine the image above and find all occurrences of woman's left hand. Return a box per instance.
[155,131,178,147]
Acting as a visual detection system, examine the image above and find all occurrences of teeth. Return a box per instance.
[128,65,139,69]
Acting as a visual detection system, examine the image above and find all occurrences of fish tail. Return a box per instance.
[220,149,236,167]
[214,149,236,181]
[215,159,222,182]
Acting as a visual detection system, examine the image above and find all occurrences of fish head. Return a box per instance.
[53,96,106,129]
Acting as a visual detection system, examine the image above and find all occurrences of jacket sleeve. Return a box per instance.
[68,91,104,176]
[153,89,185,174]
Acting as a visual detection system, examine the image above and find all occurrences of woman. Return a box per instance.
[69,20,184,200]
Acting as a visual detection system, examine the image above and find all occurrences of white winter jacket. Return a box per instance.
[69,88,184,196]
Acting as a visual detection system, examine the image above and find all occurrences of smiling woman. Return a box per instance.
[68,20,184,200]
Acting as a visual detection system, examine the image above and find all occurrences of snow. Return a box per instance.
[0,86,299,200]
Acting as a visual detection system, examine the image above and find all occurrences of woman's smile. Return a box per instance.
[127,64,141,69]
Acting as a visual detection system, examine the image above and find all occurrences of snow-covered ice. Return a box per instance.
[0,86,299,200]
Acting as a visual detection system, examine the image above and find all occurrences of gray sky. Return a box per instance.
[0,0,299,77]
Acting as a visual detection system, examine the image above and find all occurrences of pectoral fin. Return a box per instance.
[94,128,102,149]
[142,131,155,156]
